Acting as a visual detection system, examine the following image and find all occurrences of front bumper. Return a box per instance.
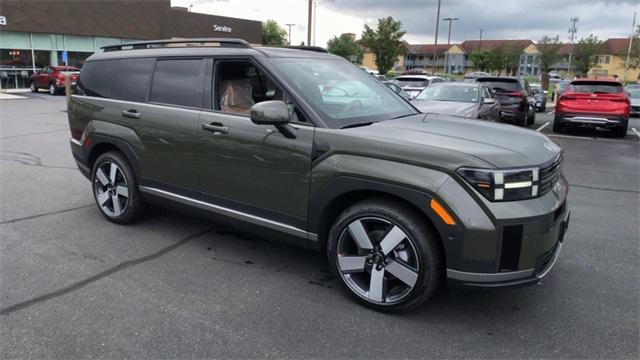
[436,173,570,291]
[448,212,569,289]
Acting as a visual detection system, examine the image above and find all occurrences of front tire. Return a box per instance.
[30,81,38,93]
[49,83,58,95]
[327,198,442,312]
[91,151,146,224]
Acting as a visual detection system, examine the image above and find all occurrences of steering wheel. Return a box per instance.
[342,99,363,113]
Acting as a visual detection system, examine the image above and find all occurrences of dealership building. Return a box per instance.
[0,0,262,89]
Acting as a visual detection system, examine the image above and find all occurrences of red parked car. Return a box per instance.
[554,78,630,137]
[29,65,80,95]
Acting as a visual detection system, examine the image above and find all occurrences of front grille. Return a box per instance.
[539,156,562,196]
[632,105,640,111]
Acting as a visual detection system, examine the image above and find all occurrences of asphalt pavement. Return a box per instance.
[1,93,638,359]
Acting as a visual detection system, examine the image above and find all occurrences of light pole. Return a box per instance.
[567,17,578,76]
[442,17,459,74]
[313,0,334,46]
[286,23,295,45]
[623,12,636,84]
[307,0,312,46]
[432,0,442,73]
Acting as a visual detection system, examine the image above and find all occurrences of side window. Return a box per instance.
[78,60,119,98]
[215,60,284,116]
[149,59,204,108]
[112,58,154,103]
[482,87,492,99]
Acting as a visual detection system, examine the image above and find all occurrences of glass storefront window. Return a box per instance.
[56,51,93,68]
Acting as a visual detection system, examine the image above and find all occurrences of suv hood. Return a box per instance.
[347,114,560,169]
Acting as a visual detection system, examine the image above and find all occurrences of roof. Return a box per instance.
[88,44,337,62]
[602,38,633,54]
[460,39,534,53]
[570,78,622,83]
[407,44,452,56]
[396,75,443,80]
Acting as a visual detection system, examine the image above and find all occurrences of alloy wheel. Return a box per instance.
[49,84,55,95]
[94,161,129,217]
[336,217,420,305]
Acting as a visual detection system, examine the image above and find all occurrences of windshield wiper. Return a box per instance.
[390,113,416,120]
[341,122,375,129]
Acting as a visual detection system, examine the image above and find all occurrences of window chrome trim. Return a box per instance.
[71,95,202,114]
[139,186,317,241]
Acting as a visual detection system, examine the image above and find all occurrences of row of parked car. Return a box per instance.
[378,72,635,137]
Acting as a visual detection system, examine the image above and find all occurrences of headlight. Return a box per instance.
[457,167,540,201]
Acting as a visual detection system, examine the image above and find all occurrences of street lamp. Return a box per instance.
[313,0,334,46]
[442,17,459,74]
[286,23,296,45]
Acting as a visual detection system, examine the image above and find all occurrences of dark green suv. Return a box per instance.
[68,39,569,312]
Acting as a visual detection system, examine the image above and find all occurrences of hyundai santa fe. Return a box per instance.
[68,38,570,312]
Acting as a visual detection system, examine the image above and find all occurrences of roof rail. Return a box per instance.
[281,46,328,53]
[101,38,251,52]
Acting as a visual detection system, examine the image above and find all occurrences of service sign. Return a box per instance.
[0,16,7,26]
[212,24,232,33]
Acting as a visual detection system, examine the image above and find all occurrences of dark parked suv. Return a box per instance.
[475,77,536,126]
[68,39,570,312]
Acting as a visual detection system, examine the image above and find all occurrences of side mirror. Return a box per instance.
[483,98,496,104]
[250,100,297,138]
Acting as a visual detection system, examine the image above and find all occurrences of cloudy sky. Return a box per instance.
[171,0,638,46]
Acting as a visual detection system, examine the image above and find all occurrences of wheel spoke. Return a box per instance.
[347,220,374,250]
[386,259,418,288]
[338,255,367,273]
[379,226,407,255]
[112,195,122,216]
[109,163,118,184]
[116,185,129,198]
[96,168,110,186]
[97,191,110,206]
[368,267,385,302]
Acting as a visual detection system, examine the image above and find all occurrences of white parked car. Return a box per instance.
[394,75,445,99]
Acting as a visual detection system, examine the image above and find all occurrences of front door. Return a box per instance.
[197,59,315,235]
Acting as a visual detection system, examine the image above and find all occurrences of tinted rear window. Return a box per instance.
[149,59,204,108]
[395,77,429,87]
[78,60,118,98]
[112,58,154,102]
[569,81,622,94]
[476,79,522,92]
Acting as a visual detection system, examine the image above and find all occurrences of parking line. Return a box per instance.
[632,128,640,139]
[536,122,550,132]
[546,110,555,115]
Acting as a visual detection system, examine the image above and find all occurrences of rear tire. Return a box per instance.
[613,124,628,138]
[91,151,147,224]
[552,118,563,133]
[516,112,527,127]
[327,198,442,312]
[527,108,536,126]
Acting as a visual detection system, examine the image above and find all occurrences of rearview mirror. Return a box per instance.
[250,100,297,138]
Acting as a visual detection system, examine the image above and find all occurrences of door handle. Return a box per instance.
[202,122,229,134]
[122,110,142,119]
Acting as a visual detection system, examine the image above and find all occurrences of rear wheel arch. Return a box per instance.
[87,139,140,178]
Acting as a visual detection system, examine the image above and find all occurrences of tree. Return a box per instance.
[501,45,522,76]
[327,34,364,63]
[262,20,287,46]
[468,51,492,72]
[537,35,562,90]
[573,34,603,76]
[360,17,407,74]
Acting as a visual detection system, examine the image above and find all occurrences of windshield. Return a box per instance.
[415,84,478,102]
[271,58,416,128]
[570,82,622,94]
[395,77,429,88]
[628,91,640,99]
[476,80,522,92]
